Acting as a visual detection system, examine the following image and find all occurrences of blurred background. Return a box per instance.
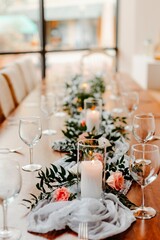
[0,0,117,80]
[0,0,160,90]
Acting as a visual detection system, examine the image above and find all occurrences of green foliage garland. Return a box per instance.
[23,74,136,210]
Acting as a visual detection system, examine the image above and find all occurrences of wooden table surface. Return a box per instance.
[0,74,160,240]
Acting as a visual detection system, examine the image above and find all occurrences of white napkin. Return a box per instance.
[28,193,135,239]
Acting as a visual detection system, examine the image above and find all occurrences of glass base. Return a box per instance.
[112,108,123,114]
[55,112,66,117]
[133,206,156,219]
[22,164,42,172]
[42,129,57,135]
[0,227,21,240]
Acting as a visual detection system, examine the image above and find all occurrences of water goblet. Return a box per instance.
[19,116,42,172]
[40,93,57,135]
[54,92,66,118]
[130,144,160,219]
[132,113,155,144]
[122,91,139,131]
[0,157,22,239]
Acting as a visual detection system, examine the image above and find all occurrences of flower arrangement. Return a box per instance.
[63,74,105,115]
[23,74,136,210]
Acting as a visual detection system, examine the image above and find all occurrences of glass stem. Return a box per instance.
[47,115,50,130]
[2,200,8,232]
[142,143,145,160]
[29,146,33,165]
[141,185,145,209]
[141,144,145,208]
[128,112,133,127]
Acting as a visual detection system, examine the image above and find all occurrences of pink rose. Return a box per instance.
[93,152,104,164]
[53,187,70,202]
[80,120,86,127]
[107,172,124,191]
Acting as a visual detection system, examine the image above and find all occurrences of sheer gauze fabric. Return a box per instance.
[28,194,135,240]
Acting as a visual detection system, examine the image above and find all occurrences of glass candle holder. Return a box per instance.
[80,82,90,93]
[84,98,102,133]
[77,139,106,199]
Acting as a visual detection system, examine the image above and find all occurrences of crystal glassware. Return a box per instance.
[0,157,22,239]
[77,138,106,199]
[54,92,66,118]
[19,116,42,172]
[130,144,160,219]
[122,91,139,131]
[40,92,57,135]
[132,113,155,144]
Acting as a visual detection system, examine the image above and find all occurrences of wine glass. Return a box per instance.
[54,93,66,118]
[19,116,42,172]
[132,113,155,144]
[130,144,160,219]
[40,93,57,135]
[0,157,22,239]
[122,91,139,131]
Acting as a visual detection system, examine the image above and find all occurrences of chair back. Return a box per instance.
[15,57,41,92]
[0,74,15,117]
[81,49,114,77]
[0,104,5,123]
[1,66,27,105]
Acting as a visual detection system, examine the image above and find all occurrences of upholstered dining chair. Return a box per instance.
[81,49,114,77]
[15,56,41,93]
[1,65,27,106]
[0,74,15,118]
[0,105,5,124]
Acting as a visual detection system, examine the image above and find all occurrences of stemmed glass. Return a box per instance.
[130,144,160,219]
[19,117,42,172]
[0,157,22,239]
[132,113,155,144]
[122,91,139,131]
[54,93,66,118]
[40,93,57,135]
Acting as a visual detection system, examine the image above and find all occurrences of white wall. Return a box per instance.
[118,0,160,74]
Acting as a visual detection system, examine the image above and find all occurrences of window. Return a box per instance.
[0,0,118,78]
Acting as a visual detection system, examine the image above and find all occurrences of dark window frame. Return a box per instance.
[0,0,119,78]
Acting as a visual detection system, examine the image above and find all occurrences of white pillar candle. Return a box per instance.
[80,83,90,93]
[81,160,103,199]
[86,109,100,132]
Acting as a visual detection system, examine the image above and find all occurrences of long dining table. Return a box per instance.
[0,73,160,240]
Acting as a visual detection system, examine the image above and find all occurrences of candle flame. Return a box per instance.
[77,107,82,112]
[89,150,93,157]
[91,106,96,110]
[82,83,88,88]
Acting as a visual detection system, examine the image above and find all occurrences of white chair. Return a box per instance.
[15,56,41,92]
[81,49,114,77]
[1,66,27,106]
[0,74,15,118]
